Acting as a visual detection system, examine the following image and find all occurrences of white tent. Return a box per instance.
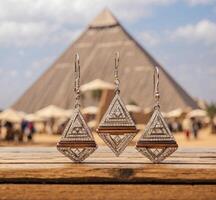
[187,109,207,118]
[0,108,24,122]
[166,108,184,118]
[35,105,70,119]
[25,113,44,122]
[82,106,98,115]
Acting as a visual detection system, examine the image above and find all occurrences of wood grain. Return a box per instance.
[0,147,216,184]
[0,184,215,200]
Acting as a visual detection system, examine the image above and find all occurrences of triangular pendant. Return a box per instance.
[61,110,94,142]
[99,93,135,127]
[136,109,178,163]
[97,93,138,156]
[57,109,97,162]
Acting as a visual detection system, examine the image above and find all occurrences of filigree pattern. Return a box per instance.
[99,94,135,127]
[136,147,177,163]
[61,110,93,142]
[136,109,178,163]
[97,93,137,156]
[99,133,136,156]
[57,147,97,162]
[57,109,97,162]
[139,109,175,141]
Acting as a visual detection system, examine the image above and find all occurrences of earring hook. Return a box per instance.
[74,53,80,109]
[114,52,120,94]
[153,66,160,109]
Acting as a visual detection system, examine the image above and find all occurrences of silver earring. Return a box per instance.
[97,52,139,156]
[57,54,97,162]
[136,66,178,163]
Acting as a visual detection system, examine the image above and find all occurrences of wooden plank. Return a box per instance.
[0,184,215,200]
[0,147,216,184]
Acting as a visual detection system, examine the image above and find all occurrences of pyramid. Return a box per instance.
[97,93,138,156]
[136,109,178,163]
[57,109,97,162]
[13,9,198,113]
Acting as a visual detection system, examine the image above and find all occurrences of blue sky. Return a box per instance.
[0,0,216,109]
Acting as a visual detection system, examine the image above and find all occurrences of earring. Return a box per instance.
[136,66,178,163]
[57,54,97,162]
[96,52,139,156]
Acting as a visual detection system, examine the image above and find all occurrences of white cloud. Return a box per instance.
[0,21,50,47]
[207,67,216,75]
[0,0,176,23]
[0,21,81,47]
[0,0,177,47]
[0,68,19,78]
[185,0,216,5]
[172,20,216,45]
[140,31,160,46]
[0,0,215,48]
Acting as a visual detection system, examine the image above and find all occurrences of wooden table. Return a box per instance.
[0,146,216,200]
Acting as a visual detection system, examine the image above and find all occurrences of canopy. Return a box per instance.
[143,107,152,114]
[25,113,44,122]
[80,79,115,92]
[187,109,207,118]
[82,106,98,115]
[166,108,184,118]
[35,105,69,119]
[0,108,24,122]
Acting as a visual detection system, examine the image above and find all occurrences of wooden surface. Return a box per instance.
[0,185,215,200]
[0,146,216,199]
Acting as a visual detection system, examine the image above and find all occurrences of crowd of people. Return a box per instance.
[0,119,36,142]
[0,115,207,144]
[166,117,203,140]
[182,117,202,139]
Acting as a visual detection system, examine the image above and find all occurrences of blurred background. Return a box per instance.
[0,0,216,147]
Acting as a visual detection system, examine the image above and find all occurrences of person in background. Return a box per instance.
[191,117,199,139]
[182,118,192,140]
[27,121,36,141]
[20,119,28,142]
[4,121,14,141]
[0,122,2,140]
[172,120,178,132]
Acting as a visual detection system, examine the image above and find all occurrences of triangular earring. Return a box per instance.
[97,52,139,156]
[57,54,97,162]
[136,66,178,163]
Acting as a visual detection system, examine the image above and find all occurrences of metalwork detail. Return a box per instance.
[139,109,175,142]
[57,147,96,162]
[99,132,136,156]
[97,52,138,156]
[136,66,178,163]
[57,53,97,162]
[99,93,135,127]
[136,147,177,163]
[61,110,94,142]
[114,51,120,94]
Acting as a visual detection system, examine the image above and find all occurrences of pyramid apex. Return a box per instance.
[89,8,119,28]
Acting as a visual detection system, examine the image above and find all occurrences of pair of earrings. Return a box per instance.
[57,53,178,163]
